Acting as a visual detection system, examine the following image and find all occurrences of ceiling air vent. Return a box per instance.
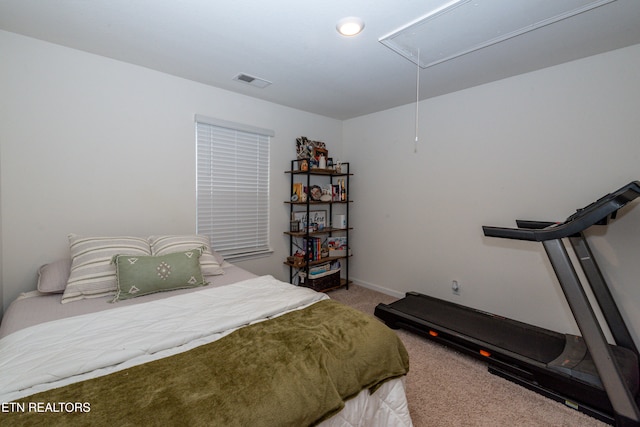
[233,73,272,88]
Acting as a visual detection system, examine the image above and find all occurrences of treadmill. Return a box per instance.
[375,181,640,426]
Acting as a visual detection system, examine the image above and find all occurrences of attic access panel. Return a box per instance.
[379,0,617,68]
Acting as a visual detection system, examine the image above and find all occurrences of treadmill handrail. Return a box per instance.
[483,181,640,241]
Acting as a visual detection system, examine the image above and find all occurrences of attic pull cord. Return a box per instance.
[414,48,420,153]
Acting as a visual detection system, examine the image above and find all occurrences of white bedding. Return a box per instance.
[0,275,327,401]
[0,274,413,426]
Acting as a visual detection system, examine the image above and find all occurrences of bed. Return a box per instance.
[0,235,412,426]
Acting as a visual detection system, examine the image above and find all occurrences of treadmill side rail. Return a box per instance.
[543,239,640,424]
[569,234,639,356]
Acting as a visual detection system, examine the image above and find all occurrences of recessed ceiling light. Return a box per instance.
[336,17,365,36]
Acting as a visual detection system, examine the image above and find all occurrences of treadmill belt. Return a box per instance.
[389,293,566,363]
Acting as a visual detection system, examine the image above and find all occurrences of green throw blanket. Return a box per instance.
[6,300,409,426]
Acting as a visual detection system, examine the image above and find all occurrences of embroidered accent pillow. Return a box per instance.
[148,235,224,276]
[63,235,152,303]
[111,248,208,302]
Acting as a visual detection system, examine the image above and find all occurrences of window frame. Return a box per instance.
[195,115,274,261]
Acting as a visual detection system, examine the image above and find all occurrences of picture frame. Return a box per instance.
[296,136,326,159]
[292,182,303,199]
[313,147,328,159]
[293,210,327,227]
[327,236,348,257]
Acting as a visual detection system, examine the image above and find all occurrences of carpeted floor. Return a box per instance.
[328,284,609,427]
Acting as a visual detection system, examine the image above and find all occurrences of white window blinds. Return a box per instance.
[195,115,273,260]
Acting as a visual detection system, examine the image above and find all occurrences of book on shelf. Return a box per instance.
[304,236,322,261]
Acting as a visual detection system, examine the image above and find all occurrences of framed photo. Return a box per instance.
[327,236,348,256]
[293,210,327,227]
[313,147,328,159]
[296,136,326,159]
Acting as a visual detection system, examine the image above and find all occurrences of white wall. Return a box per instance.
[0,30,343,312]
[344,43,640,342]
[2,29,640,345]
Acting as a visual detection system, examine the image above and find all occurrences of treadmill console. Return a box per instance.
[483,181,640,242]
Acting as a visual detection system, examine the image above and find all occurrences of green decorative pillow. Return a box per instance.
[112,247,208,302]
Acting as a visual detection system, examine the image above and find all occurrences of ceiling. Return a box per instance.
[1,0,639,120]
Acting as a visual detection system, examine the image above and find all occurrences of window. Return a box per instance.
[195,115,273,260]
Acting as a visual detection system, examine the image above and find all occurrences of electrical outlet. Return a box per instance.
[451,280,460,295]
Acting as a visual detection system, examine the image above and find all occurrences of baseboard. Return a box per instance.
[350,276,405,299]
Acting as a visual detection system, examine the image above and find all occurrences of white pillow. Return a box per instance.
[62,234,152,303]
[37,258,72,294]
[148,235,224,276]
